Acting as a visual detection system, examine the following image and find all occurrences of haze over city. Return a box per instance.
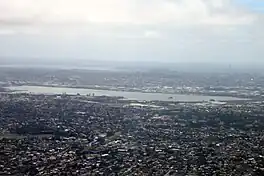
[3,1,264,175]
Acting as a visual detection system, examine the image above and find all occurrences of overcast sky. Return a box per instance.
[0,0,263,64]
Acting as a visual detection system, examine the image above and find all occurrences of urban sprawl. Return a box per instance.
[1,67,264,175]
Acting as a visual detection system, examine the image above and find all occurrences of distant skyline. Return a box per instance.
[0,0,263,63]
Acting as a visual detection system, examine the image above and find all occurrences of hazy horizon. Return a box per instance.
[0,56,263,74]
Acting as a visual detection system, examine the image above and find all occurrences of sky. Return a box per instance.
[0,0,263,64]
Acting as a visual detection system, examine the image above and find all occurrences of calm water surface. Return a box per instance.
[8,86,246,102]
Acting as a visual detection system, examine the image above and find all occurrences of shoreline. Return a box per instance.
[7,84,254,100]
[5,85,251,102]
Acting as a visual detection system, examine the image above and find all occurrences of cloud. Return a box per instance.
[0,0,257,27]
[0,0,263,63]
